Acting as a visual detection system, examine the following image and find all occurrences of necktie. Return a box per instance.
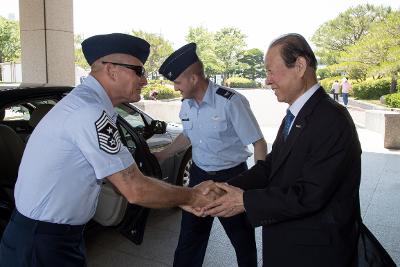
[283,109,295,140]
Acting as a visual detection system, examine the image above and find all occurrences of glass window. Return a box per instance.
[2,100,58,121]
[117,123,137,155]
[116,105,146,130]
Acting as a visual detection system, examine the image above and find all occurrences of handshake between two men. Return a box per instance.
[182,181,245,218]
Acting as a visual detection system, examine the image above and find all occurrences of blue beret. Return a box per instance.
[159,43,199,81]
[82,33,150,65]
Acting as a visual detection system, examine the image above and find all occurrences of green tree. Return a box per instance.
[342,11,400,92]
[74,34,89,70]
[316,67,341,80]
[186,26,223,77]
[132,30,173,79]
[368,11,400,93]
[0,16,21,63]
[214,27,247,81]
[237,48,265,80]
[311,4,391,65]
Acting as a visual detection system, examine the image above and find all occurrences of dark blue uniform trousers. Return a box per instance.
[0,210,86,267]
[173,162,257,267]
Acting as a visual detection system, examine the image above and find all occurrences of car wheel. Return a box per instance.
[176,150,192,187]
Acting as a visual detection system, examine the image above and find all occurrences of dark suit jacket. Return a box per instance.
[229,88,362,267]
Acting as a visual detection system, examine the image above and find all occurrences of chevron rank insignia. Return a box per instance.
[95,111,121,154]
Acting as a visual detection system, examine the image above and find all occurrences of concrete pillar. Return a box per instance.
[365,110,400,149]
[384,113,400,149]
[19,0,74,86]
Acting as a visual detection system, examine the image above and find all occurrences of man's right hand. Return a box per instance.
[180,181,227,217]
[180,185,212,216]
[196,180,226,198]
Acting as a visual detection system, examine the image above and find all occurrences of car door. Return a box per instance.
[120,103,190,185]
[117,103,177,182]
[93,114,162,245]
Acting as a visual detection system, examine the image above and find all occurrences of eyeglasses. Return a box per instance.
[102,61,146,77]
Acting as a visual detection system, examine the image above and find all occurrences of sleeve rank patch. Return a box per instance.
[216,87,234,100]
[95,111,121,154]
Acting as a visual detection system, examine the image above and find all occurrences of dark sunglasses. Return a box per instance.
[102,61,146,77]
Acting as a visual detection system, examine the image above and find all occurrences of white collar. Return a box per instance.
[289,83,320,117]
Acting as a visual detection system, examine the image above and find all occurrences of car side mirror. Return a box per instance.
[151,120,167,135]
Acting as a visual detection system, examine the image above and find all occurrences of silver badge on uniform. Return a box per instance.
[95,111,121,154]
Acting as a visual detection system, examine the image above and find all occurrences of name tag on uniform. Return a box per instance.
[182,118,190,121]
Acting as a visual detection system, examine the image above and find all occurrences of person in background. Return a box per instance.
[150,90,158,100]
[156,43,267,267]
[341,77,352,106]
[0,33,213,267]
[202,33,362,267]
[331,80,340,101]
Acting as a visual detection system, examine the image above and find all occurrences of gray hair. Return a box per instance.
[269,33,317,70]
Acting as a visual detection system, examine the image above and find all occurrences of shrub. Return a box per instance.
[385,93,400,108]
[141,80,180,100]
[353,78,391,100]
[225,76,258,88]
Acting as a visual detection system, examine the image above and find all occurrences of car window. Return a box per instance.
[116,105,146,129]
[118,124,137,154]
[3,100,57,121]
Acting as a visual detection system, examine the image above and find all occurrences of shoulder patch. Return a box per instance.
[95,111,121,154]
[216,87,234,100]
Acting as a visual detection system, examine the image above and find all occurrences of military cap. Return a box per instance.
[159,43,199,81]
[82,33,150,65]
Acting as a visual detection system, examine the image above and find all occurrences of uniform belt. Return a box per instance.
[11,209,85,235]
[193,162,247,176]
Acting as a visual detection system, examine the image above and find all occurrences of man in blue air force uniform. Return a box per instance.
[155,43,267,267]
[0,34,213,267]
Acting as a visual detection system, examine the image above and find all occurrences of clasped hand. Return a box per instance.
[181,180,245,218]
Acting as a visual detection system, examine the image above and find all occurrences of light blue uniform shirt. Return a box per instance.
[180,81,263,171]
[14,75,134,225]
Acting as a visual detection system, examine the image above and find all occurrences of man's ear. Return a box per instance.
[190,73,198,85]
[105,64,117,81]
[296,57,307,77]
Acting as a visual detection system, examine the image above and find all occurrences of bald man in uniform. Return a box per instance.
[0,33,213,267]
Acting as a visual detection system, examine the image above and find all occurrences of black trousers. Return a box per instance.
[0,210,86,267]
[173,162,257,267]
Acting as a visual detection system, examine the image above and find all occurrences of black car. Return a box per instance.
[0,84,191,244]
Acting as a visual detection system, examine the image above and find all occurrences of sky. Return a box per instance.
[1,0,399,51]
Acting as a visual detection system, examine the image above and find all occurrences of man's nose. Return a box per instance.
[141,76,148,86]
[265,77,272,86]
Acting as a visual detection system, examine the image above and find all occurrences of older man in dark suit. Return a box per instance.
[202,33,362,267]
